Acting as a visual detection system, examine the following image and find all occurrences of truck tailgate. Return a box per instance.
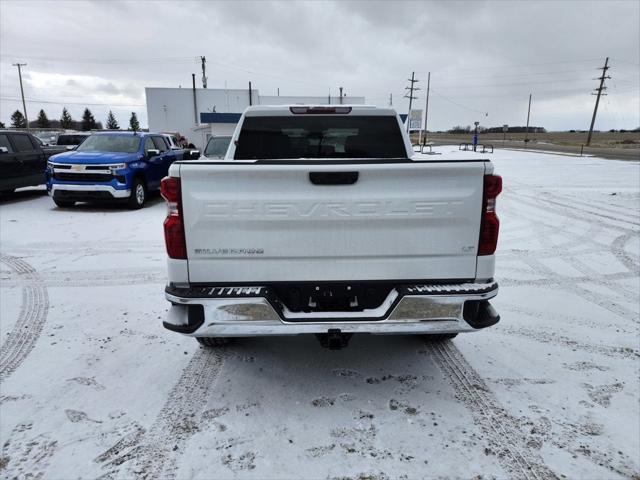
[180,161,486,283]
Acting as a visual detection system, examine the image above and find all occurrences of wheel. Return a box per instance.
[425,333,458,341]
[127,178,146,209]
[196,337,231,348]
[53,198,75,208]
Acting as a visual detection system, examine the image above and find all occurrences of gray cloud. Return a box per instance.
[1,0,638,130]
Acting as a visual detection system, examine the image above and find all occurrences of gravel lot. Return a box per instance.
[0,148,638,479]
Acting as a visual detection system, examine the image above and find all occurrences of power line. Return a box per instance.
[429,88,487,115]
[415,57,605,75]
[0,96,144,107]
[433,78,594,90]
[611,57,640,67]
[1,54,198,65]
[429,67,599,82]
[1,52,333,90]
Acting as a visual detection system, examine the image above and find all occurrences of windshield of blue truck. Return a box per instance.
[76,135,141,153]
[234,115,407,160]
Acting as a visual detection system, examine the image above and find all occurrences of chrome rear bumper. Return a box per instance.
[163,281,499,337]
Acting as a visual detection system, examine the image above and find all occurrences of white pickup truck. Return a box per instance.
[161,105,502,349]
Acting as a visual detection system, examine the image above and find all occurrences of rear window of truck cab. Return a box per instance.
[234,115,407,160]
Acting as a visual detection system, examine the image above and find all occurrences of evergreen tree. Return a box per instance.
[60,108,74,129]
[10,110,26,128]
[36,109,50,128]
[81,108,98,131]
[105,110,120,130]
[129,112,140,131]
[0,121,5,128]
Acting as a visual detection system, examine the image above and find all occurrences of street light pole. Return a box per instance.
[422,71,430,147]
[524,93,532,149]
[12,63,29,131]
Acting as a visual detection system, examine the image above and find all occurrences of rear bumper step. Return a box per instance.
[163,281,499,337]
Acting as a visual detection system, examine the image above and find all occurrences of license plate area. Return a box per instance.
[271,283,394,313]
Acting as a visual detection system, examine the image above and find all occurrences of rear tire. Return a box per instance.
[127,178,146,209]
[196,337,231,348]
[54,198,75,208]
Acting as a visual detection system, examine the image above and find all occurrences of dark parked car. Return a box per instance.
[32,135,69,156]
[55,132,91,149]
[0,131,49,194]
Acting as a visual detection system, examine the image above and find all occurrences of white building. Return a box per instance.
[145,87,365,149]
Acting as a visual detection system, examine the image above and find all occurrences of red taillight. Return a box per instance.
[161,176,187,259]
[478,174,502,255]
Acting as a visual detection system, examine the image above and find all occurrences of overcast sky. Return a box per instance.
[1,0,638,131]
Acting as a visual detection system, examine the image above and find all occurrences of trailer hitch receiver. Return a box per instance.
[316,329,353,350]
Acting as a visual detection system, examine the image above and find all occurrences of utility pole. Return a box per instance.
[277,87,280,97]
[586,57,610,146]
[389,93,393,106]
[248,81,252,106]
[339,87,343,104]
[524,93,532,148]
[201,56,207,88]
[12,63,29,130]
[473,121,480,152]
[192,74,198,124]
[404,71,419,133]
[422,71,431,146]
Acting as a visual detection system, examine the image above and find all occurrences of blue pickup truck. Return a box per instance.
[46,131,191,209]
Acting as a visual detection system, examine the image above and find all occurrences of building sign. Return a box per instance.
[409,109,423,130]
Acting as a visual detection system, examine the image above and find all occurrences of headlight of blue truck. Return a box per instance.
[108,163,127,172]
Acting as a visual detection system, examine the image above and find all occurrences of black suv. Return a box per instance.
[0,131,49,194]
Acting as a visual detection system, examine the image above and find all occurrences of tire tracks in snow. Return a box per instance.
[2,268,165,288]
[0,255,49,383]
[496,325,639,360]
[99,347,226,479]
[610,232,640,276]
[508,191,638,234]
[504,183,640,229]
[521,191,640,227]
[505,192,639,321]
[426,340,559,480]
[518,255,638,322]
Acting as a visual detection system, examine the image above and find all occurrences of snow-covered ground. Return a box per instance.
[0,148,638,479]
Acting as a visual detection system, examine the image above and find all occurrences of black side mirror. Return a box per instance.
[0,146,8,154]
